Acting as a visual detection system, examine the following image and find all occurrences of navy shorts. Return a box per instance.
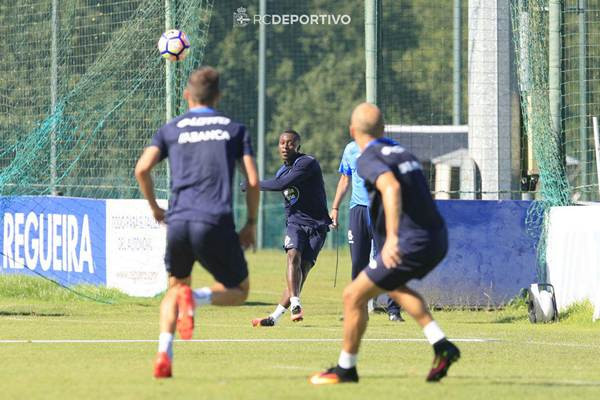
[365,228,448,291]
[348,205,374,280]
[165,220,248,288]
[283,223,328,265]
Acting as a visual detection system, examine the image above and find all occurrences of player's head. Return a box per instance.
[279,129,301,163]
[350,102,384,142]
[184,67,221,108]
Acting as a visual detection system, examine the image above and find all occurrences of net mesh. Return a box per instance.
[0,0,212,199]
[0,0,213,294]
[203,1,471,246]
[562,0,600,201]
[511,0,581,280]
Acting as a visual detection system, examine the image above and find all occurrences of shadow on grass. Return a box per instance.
[0,310,66,317]
[366,373,600,387]
[242,301,276,307]
[493,314,529,324]
[453,376,600,387]
[133,302,154,307]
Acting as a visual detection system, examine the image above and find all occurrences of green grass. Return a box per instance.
[1,250,598,399]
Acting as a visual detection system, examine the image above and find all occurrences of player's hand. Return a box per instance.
[238,222,256,252]
[329,208,339,229]
[151,206,166,223]
[381,235,401,269]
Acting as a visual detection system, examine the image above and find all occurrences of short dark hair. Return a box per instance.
[187,67,220,104]
[281,129,301,143]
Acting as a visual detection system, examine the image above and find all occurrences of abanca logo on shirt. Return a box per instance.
[178,129,231,144]
[177,116,233,144]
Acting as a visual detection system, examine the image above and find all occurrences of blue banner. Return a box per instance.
[413,200,538,306]
[0,196,106,286]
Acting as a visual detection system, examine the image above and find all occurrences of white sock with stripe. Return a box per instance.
[158,332,173,360]
[290,296,301,309]
[269,304,287,322]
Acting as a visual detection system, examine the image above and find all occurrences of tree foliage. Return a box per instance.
[203,0,466,174]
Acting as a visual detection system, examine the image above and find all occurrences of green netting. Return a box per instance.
[0,0,213,199]
[202,1,471,245]
[562,0,600,201]
[1,1,512,254]
[511,0,573,280]
[380,0,468,126]
[0,0,213,296]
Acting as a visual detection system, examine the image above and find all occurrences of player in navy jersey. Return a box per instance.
[331,141,404,322]
[311,103,459,385]
[248,130,331,326]
[135,67,260,378]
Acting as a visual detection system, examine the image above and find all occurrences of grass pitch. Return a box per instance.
[0,250,598,400]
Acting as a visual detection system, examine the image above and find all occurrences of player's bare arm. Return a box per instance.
[239,154,260,250]
[134,145,165,223]
[330,174,350,229]
[375,171,402,268]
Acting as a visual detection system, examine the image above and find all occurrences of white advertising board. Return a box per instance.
[105,199,168,296]
[546,205,600,321]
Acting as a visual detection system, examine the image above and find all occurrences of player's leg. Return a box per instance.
[253,224,307,326]
[207,279,249,306]
[154,221,195,378]
[365,211,403,320]
[190,221,250,307]
[286,247,305,320]
[289,225,328,321]
[252,255,313,327]
[310,272,383,384]
[387,286,460,381]
[342,273,383,354]
[265,247,305,322]
[386,228,458,382]
[348,206,371,280]
[346,207,369,318]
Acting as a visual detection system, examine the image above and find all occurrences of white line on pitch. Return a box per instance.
[0,338,497,344]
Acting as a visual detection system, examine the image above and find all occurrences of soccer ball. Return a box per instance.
[157,29,190,61]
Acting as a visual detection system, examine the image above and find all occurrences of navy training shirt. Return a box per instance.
[260,154,332,228]
[150,107,253,226]
[357,137,445,254]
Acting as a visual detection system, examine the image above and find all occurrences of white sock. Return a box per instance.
[423,321,446,345]
[338,350,357,369]
[269,304,287,322]
[193,287,212,306]
[158,332,174,360]
[290,296,301,309]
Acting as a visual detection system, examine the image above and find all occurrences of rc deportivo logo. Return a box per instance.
[282,186,300,205]
[233,7,250,27]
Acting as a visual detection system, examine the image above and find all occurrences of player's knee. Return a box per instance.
[343,285,359,305]
[168,275,191,288]
[343,283,371,308]
[287,249,301,264]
